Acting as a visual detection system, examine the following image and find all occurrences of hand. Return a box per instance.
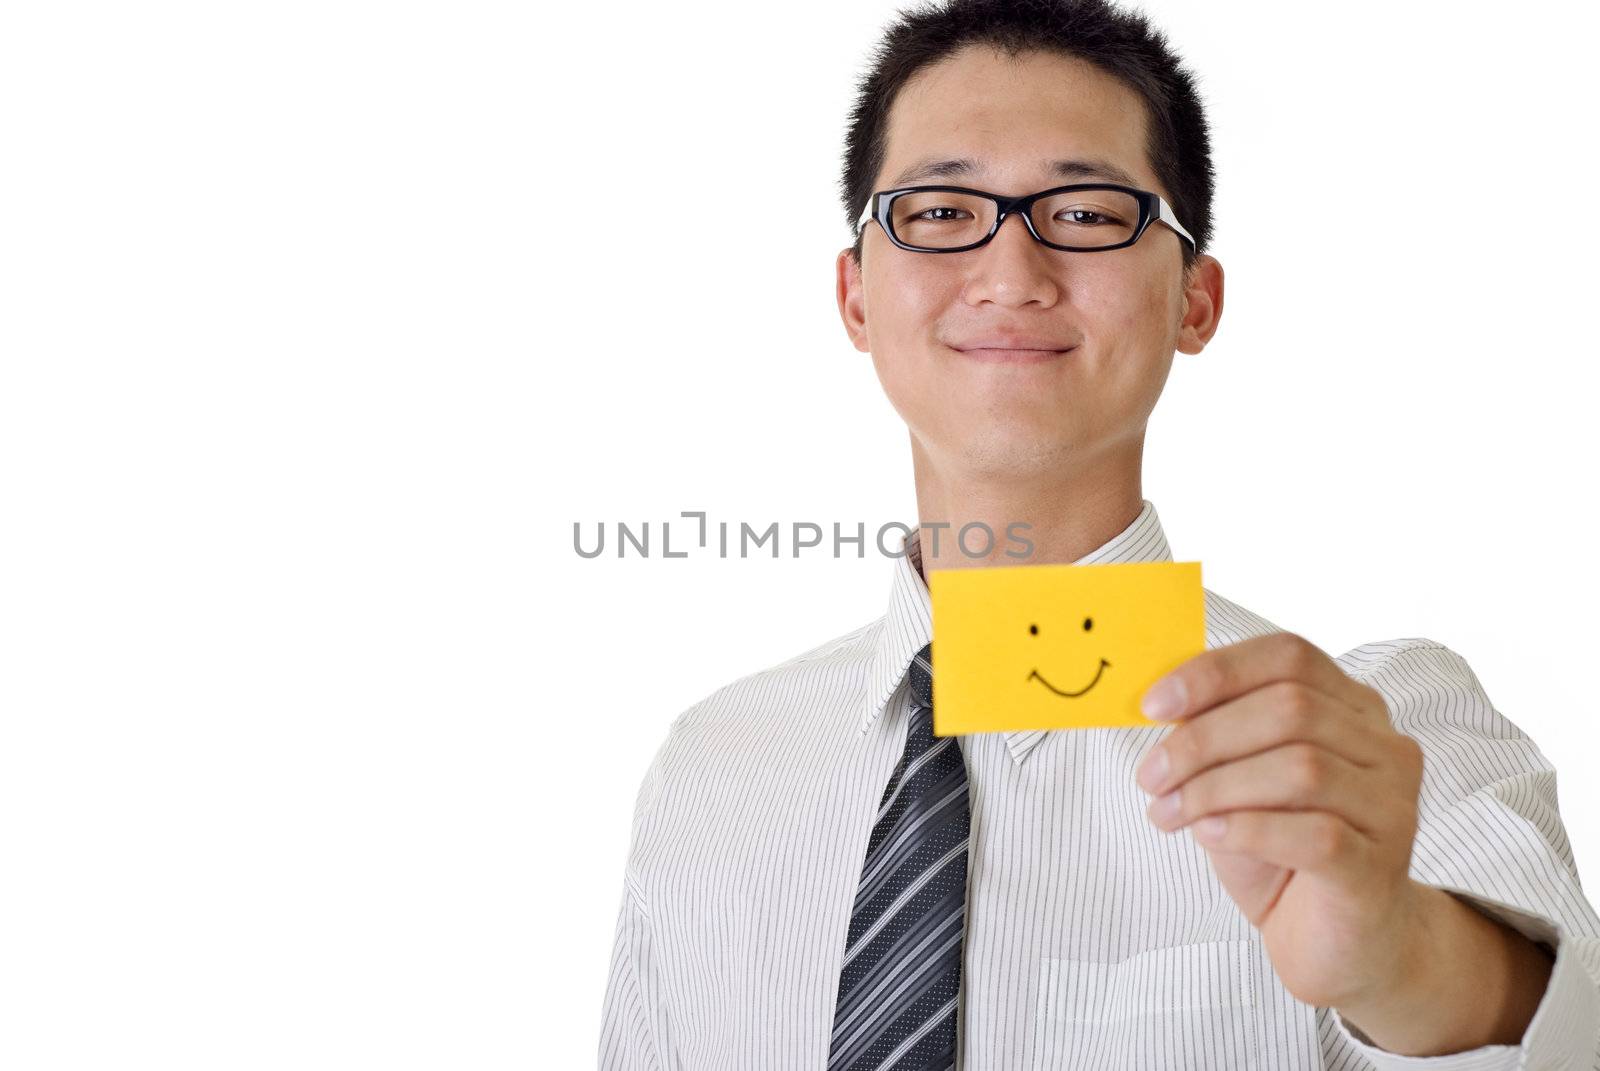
[1133,632,1429,1010]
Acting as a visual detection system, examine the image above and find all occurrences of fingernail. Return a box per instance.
[1142,677,1186,720]
[1150,789,1181,824]
[1137,747,1169,793]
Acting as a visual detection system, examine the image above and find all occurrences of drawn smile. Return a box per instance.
[1027,659,1112,697]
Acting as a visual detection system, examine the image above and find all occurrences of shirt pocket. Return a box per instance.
[1031,939,1259,1070]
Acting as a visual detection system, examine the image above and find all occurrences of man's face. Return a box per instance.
[837,45,1222,482]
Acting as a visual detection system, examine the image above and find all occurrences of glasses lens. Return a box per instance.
[887,187,1143,250]
[888,190,996,249]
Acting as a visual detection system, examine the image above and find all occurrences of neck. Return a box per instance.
[909,434,1145,581]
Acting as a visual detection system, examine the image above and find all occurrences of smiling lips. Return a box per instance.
[1028,658,1112,697]
[958,347,1073,363]
[950,333,1079,364]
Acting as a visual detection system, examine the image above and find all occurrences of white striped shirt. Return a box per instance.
[600,499,1600,1069]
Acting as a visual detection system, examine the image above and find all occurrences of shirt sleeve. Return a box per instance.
[597,878,666,1070]
[1320,641,1600,1069]
[598,729,676,1070]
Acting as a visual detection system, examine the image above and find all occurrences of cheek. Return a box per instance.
[862,269,954,401]
[1071,274,1175,407]
[1084,263,1159,327]
[873,264,951,334]
[1089,274,1175,366]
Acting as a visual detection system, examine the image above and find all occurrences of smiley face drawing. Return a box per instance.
[1025,618,1111,698]
[928,559,1204,734]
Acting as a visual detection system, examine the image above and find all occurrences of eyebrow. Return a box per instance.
[886,156,1141,189]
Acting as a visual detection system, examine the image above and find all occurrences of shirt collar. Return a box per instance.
[862,498,1175,765]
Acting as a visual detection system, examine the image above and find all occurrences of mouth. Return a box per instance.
[951,344,1077,364]
[1027,659,1111,697]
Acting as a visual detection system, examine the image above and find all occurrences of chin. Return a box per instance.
[944,426,1081,475]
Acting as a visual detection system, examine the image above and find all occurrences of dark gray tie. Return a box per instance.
[828,642,970,1070]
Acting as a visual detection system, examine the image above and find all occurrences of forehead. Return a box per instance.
[880,45,1155,193]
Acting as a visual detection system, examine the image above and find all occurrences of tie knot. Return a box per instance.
[907,642,933,709]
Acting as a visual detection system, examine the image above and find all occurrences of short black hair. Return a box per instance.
[840,0,1215,277]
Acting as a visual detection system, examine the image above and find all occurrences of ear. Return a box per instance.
[1176,254,1224,355]
[836,247,870,354]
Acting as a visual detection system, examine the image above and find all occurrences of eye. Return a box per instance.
[1029,623,1038,636]
[914,206,974,222]
[1083,617,1093,631]
[1055,208,1127,227]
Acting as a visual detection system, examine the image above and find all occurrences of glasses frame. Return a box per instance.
[855,182,1196,254]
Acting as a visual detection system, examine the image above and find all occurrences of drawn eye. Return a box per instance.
[1029,623,1038,635]
[1083,617,1093,631]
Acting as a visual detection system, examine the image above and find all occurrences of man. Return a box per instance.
[599,0,1600,1067]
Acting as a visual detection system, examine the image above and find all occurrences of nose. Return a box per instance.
[995,208,1034,238]
[962,208,1061,309]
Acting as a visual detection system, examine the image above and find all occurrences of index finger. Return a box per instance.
[1139,631,1376,722]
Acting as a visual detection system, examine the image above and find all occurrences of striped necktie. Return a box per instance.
[828,642,970,1070]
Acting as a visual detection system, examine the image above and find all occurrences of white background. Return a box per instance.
[3,0,1597,1066]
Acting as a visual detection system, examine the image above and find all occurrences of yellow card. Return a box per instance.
[928,560,1204,735]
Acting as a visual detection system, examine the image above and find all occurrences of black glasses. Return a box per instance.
[855,183,1196,254]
